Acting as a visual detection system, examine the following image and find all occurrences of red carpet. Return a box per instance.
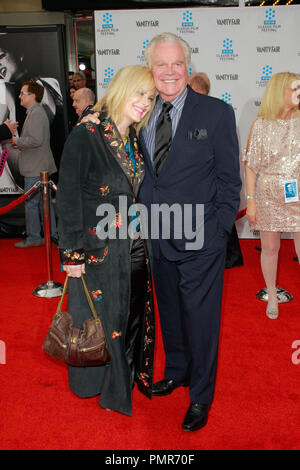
[0,238,299,450]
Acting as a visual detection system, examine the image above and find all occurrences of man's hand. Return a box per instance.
[4,119,18,136]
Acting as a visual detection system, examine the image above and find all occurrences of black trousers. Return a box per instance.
[125,236,148,385]
[152,232,227,404]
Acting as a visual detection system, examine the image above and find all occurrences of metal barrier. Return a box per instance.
[0,171,63,298]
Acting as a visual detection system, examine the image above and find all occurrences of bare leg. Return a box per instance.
[293,232,300,264]
[260,231,281,319]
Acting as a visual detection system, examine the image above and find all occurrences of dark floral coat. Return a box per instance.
[55,111,155,416]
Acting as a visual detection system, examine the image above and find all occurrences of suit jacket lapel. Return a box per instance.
[172,86,199,143]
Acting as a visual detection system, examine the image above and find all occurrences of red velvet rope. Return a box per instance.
[235,208,246,221]
[0,180,246,222]
[0,182,41,215]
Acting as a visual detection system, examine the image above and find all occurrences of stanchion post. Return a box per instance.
[32,171,63,298]
[41,171,53,282]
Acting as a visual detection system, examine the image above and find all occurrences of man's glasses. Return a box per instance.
[20,91,32,96]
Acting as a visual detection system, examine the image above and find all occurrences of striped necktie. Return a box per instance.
[153,102,173,177]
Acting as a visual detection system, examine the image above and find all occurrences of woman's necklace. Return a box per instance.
[121,133,129,147]
[122,134,136,177]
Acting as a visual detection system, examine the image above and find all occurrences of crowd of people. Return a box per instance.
[66,71,95,128]
[2,32,299,431]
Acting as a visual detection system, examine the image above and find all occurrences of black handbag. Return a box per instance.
[42,275,110,366]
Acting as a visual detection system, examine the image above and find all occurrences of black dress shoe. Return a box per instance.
[182,403,209,432]
[152,379,188,396]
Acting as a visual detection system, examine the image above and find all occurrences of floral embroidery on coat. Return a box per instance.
[111,331,122,339]
[84,122,96,134]
[99,185,110,196]
[89,289,103,301]
[87,246,109,264]
[60,248,85,265]
[143,301,153,353]
[110,212,123,229]
[99,109,145,196]
[137,372,150,388]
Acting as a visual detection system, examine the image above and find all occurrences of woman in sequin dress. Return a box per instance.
[243,72,300,319]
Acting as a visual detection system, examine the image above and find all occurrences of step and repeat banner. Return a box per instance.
[94,5,300,238]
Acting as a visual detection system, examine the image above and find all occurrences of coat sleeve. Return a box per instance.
[212,102,241,234]
[17,108,46,149]
[56,125,91,265]
[0,123,12,141]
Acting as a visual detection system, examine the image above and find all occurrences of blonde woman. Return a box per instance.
[244,72,300,319]
[56,66,156,415]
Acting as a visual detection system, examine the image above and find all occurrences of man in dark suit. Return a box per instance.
[139,33,241,431]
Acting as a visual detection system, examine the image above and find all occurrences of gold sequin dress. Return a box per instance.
[243,116,300,232]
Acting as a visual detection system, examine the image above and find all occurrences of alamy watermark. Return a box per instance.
[0,340,6,364]
[1,340,299,367]
[291,340,300,365]
[96,196,204,250]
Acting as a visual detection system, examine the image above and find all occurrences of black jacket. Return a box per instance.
[0,123,12,142]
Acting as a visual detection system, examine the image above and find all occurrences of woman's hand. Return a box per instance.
[63,264,85,278]
[79,112,100,125]
[246,199,257,226]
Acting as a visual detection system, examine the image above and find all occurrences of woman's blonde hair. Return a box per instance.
[258,72,300,120]
[93,65,156,133]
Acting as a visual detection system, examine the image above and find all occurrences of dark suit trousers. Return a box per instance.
[152,231,227,404]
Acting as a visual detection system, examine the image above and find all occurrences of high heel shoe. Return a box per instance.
[266,307,279,319]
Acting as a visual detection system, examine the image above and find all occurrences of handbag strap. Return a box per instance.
[80,275,100,322]
[55,275,100,323]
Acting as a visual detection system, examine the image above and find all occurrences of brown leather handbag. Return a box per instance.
[42,275,110,366]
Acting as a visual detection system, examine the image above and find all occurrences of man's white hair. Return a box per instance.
[144,32,191,69]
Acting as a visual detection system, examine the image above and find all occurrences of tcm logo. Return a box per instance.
[261,65,273,81]
[216,38,238,61]
[104,67,114,83]
[222,38,233,54]
[102,12,113,29]
[137,40,150,63]
[0,340,6,364]
[142,40,150,56]
[182,10,193,27]
[221,92,232,105]
[264,8,276,26]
